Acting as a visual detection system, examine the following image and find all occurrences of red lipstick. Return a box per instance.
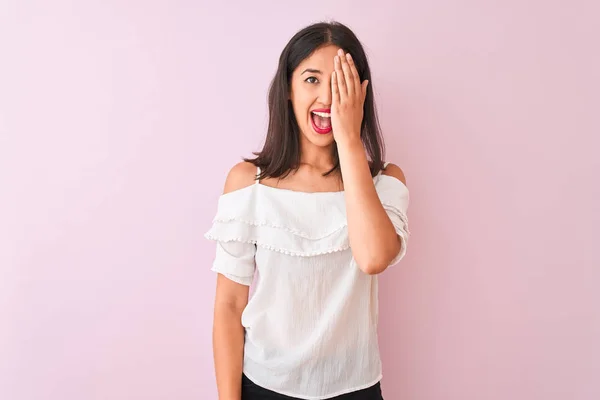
[310,109,332,135]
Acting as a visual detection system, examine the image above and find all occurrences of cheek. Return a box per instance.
[291,96,312,118]
[290,82,317,121]
[294,104,311,125]
[291,84,312,105]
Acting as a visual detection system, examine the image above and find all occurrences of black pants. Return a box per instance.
[241,374,384,400]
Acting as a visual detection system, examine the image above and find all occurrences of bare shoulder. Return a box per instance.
[381,162,407,186]
[223,161,257,194]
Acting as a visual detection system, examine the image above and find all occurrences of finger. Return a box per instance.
[346,53,361,97]
[339,49,354,98]
[362,80,369,101]
[334,55,347,101]
[331,71,340,104]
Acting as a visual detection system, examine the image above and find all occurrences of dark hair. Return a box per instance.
[245,20,386,180]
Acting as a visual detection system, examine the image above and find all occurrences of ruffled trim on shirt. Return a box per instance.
[205,173,410,258]
[210,217,346,240]
[205,219,349,257]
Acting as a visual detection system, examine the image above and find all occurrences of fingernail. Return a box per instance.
[346,53,352,61]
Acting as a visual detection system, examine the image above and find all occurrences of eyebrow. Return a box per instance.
[301,68,322,75]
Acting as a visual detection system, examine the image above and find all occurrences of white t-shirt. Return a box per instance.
[205,163,410,400]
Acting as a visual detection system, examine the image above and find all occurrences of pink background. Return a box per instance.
[1,1,598,399]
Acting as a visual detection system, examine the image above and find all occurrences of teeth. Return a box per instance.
[311,111,331,118]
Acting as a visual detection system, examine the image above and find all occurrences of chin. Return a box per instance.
[301,127,335,147]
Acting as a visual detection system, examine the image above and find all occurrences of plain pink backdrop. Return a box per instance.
[1,1,598,399]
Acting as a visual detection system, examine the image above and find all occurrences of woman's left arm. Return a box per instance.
[331,48,404,275]
[338,142,405,275]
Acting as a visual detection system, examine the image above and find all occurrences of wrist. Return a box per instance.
[335,134,363,151]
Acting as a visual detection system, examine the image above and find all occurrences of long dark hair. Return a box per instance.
[245,21,386,180]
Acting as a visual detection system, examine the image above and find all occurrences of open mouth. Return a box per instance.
[310,109,332,134]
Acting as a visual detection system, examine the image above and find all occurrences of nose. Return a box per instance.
[318,78,332,106]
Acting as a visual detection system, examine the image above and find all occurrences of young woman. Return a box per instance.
[205,21,410,400]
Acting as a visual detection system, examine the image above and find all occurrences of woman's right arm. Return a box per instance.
[212,161,258,399]
[213,276,249,400]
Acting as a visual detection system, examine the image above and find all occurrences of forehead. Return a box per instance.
[294,45,341,72]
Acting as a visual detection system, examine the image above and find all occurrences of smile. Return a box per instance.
[310,109,332,134]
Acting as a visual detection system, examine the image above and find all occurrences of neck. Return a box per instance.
[299,137,336,170]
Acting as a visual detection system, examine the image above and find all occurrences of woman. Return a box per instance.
[205,21,410,400]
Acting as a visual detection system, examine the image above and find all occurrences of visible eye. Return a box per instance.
[304,76,319,84]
